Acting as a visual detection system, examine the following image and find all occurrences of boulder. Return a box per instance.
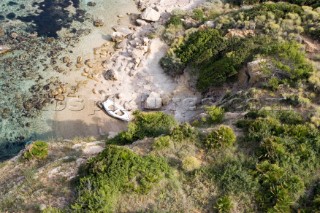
[302,39,318,53]
[141,7,160,22]
[111,32,125,43]
[115,40,126,49]
[144,92,162,109]
[112,26,133,36]
[182,17,198,28]
[83,145,104,155]
[203,20,215,28]
[225,29,255,38]
[136,19,148,26]
[103,69,118,81]
[160,94,171,106]
[247,59,267,85]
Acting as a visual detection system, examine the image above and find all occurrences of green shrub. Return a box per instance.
[299,180,320,211]
[267,77,280,91]
[182,156,201,172]
[196,36,269,91]
[23,141,48,160]
[259,136,289,163]
[209,158,258,194]
[260,41,313,82]
[174,29,225,65]
[73,145,171,212]
[42,207,63,213]
[247,117,284,142]
[228,0,320,7]
[171,123,197,142]
[153,136,172,150]
[245,2,304,19]
[193,8,205,21]
[159,55,185,77]
[254,161,304,212]
[205,106,225,124]
[108,111,177,145]
[204,125,236,149]
[276,110,303,125]
[237,109,320,210]
[166,15,183,27]
[214,195,233,213]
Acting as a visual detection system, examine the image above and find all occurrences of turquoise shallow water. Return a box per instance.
[0,0,137,160]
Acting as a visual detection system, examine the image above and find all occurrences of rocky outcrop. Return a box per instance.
[144,92,162,109]
[247,59,267,85]
[141,7,160,22]
[225,29,255,38]
[302,38,319,53]
[136,19,148,26]
[112,26,133,37]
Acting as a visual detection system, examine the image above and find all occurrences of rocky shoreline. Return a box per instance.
[0,0,205,159]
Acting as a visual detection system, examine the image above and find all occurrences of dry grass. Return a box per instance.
[0,139,105,212]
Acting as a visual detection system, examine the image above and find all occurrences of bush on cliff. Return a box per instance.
[108,111,177,145]
[72,145,171,212]
[23,141,48,160]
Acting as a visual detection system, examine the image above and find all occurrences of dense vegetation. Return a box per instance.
[73,145,171,212]
[161,1,318,91]
[68,2,320,211]
[7,1,320,212]
[236,109,320,211]
[162,32,312,91]
[108,111,177,145]
[67,102,320,212]
[228,0,320,7]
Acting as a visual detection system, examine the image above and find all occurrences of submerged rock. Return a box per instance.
[103,69,118,81]
[87,2,96,6]
[0,45,11,55]
[55,94,65,101]
[94,19,104,27]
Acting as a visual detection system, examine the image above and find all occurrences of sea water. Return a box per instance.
[0,0,137,160]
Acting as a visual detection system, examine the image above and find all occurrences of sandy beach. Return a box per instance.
[44,0,205,140]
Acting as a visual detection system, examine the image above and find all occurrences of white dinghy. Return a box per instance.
[102,99,130,122]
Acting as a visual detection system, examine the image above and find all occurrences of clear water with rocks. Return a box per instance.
[0,0,137,160]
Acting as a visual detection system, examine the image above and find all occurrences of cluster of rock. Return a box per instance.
[224,29,255,38]
[109,27,151,76]
[246,59,267,86]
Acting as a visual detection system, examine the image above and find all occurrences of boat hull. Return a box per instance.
[102,99,130,122]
